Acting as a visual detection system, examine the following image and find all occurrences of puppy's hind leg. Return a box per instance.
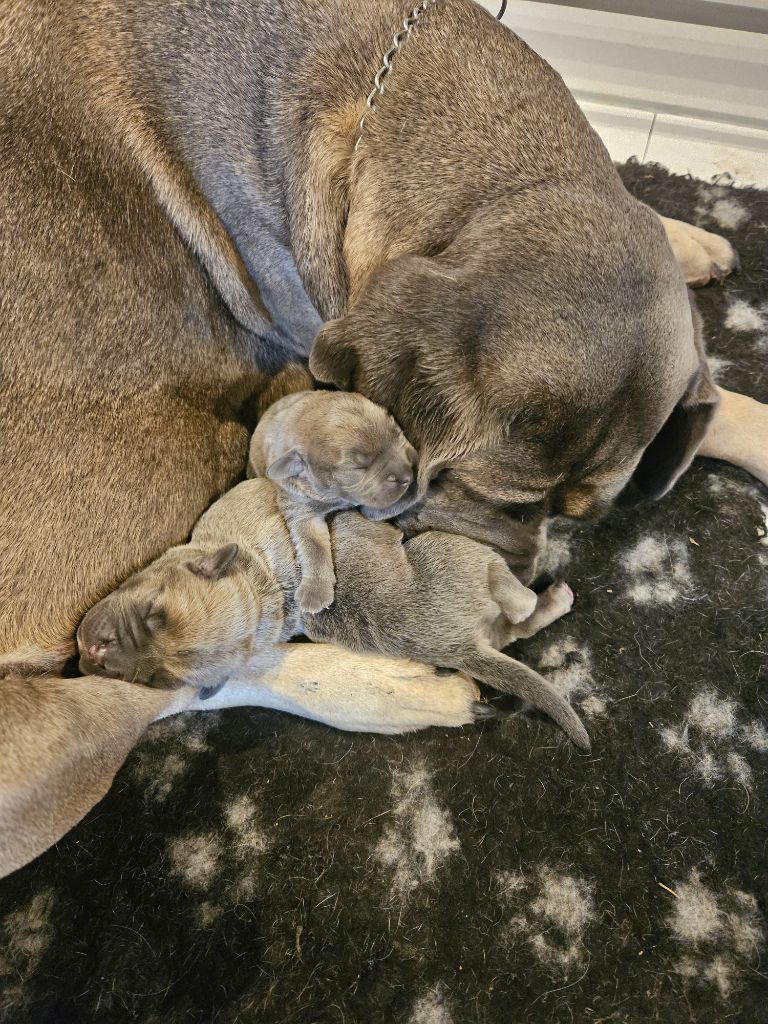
[504,581,574,642]
[488,561,574,646]
[487,560,537,624]
[459,646,590,751]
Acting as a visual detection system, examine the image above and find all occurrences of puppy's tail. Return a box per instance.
[460,647,590,751]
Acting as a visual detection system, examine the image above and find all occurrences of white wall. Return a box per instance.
[478,0,768,184]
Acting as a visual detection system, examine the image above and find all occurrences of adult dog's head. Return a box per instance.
[310,186,717,547]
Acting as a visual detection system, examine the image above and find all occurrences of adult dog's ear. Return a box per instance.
[309,319,358,389]
[634,294,719,499]
[634,363,719,500]
[266,450,306,483]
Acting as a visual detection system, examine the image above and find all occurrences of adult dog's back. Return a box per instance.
[0,0,272,669]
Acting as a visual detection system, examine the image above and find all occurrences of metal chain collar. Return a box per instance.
[355,0,438,151]
[354,0,507,151]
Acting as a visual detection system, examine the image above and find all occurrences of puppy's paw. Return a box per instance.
[660,216,738,287]
[297,578,335,615]
[544,579,574,618]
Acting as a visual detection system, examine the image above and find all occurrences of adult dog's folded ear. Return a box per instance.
[633,298,719,499]
[309,254,457,401]
[309,318,358,390]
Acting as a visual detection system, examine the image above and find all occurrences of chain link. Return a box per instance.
[355,0,438,152]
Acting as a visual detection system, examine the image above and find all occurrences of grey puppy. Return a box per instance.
[248,390,417,613]
[77,479,587,749]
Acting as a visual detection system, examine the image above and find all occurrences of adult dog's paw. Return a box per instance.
[353,660,484,734]
[660,216,738,287]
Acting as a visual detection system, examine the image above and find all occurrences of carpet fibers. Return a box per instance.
[1,164,766,1024]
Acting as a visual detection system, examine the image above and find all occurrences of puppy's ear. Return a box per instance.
[634,364,719,499]
[634,294,719,500]
[309,319,357,389]
[266,450,306,483]
[187,543,240,581]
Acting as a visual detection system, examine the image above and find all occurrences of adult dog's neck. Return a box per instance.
[68,0,412,351]
[73,0,615,349]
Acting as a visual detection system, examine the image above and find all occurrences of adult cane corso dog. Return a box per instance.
[1,0,767,877]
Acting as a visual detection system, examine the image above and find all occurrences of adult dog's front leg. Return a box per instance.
[698,387,768,488]
[0,646,484,878]
[0,675,191,880]
[184,644,485,735]
[657,215,738,286]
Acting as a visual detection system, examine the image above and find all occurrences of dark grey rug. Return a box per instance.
[1,163,766,1024]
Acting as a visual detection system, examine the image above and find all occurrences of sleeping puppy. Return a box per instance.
[248,390,417,613]
[77,479,588,750]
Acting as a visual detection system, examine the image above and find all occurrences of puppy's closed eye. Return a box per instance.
[136,595,166,633]
[144,608,166,633]
[145,667,184,689]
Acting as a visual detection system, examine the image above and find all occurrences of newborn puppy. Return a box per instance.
[77,480,588,749]
[248,390,417,613]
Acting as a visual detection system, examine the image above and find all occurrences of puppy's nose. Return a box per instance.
[387,469,414,489]
[76,631,107,669]
[77,606,115,669]
[390,448,417,487]
[85,642,107,666]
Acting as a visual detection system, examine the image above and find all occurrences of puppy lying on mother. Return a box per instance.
[2,0,767,877]
[78,391,589,748]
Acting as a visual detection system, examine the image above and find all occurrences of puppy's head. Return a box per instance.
[77,543,277,689]
[267,393,417,509]
[310,190,717,530]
